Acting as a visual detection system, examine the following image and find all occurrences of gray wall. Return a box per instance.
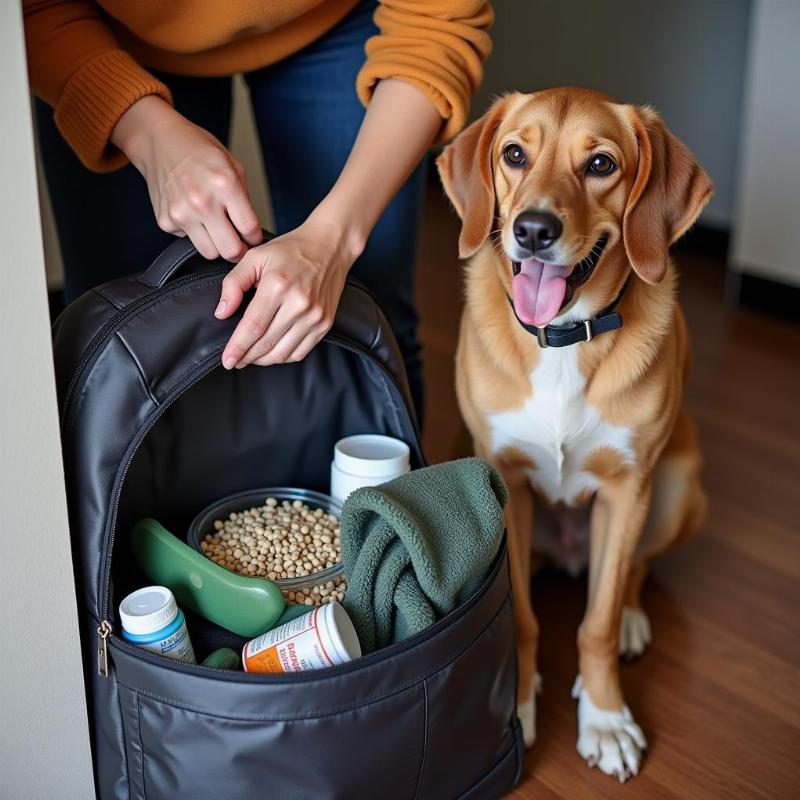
[473,0,752,228]
[731,0,800,287]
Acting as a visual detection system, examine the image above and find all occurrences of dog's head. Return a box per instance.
[436,89,713,327]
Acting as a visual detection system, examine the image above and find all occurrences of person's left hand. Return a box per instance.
[215,214,363,368]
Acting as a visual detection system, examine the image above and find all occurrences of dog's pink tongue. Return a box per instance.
[512,259,570,326]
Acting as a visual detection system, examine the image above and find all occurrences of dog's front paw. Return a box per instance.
[619,607,651,659]
[517,673,542,747]
[572,677,647,782]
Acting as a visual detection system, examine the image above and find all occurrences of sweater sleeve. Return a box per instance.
[23,0,173,172]
[356,0,493,144]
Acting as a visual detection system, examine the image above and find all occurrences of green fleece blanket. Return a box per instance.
[340,457,508,653]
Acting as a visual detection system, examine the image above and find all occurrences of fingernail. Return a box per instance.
[223,357,237,370]
[215,298,228,317]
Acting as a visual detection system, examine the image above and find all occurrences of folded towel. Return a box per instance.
[340,457,508,653]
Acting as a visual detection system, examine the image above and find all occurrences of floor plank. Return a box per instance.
[414,182,800,798]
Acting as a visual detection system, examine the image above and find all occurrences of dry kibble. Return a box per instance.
[203,495,347,606]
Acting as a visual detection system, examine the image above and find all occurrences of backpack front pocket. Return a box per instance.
[115,650,426,800]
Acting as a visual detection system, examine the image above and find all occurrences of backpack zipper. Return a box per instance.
[59,270,227,429]
[97,620,112,678]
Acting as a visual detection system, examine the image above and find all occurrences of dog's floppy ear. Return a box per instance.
[436,97,510,259]
[623,106,713,284]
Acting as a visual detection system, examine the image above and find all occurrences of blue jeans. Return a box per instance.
[36,0,426,416]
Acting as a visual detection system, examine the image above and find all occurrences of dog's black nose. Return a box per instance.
[513,210,563,253]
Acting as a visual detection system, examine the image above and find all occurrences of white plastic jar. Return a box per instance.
[119,586,196,664]
[330,434,410,504]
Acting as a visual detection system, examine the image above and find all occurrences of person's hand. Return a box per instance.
[215,212,364,368]
[111,96,263,260]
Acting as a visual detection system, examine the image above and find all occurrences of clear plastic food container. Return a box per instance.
[187,488,345,594]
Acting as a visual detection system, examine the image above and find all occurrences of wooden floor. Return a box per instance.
[415,183,800,799]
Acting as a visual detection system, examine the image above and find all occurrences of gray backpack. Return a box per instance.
[53,234,523,800]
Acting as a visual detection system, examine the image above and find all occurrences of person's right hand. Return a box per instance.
[111,95,263,260]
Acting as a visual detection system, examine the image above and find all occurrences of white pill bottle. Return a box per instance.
[242,601,360,673]
[119,586,196,664]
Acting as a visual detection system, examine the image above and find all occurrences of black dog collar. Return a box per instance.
[507,276,630,349]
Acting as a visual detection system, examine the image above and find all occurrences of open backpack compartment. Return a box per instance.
[53,235,524,800]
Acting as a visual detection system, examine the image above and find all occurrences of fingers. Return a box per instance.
[206,164,262,251]
[221,274,331,370]
[220,270,288,369]
[215,220,349,371]
[286,325,327,363]
[157,158,261,259]
[250,316,328,368]
[225,164,263,247]
[237,288,326,367]
[204,212,247,262]
[215,253,262,320]
[183,182,245,261]
[183,222,218,260]
[235,303,297,366]
[160,199,242,261]
[252,301,331,367]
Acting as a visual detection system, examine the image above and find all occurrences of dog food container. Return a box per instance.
[187,487,345,602]
[330,434,410,503]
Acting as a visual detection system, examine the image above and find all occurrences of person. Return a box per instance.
[24,0,493,418]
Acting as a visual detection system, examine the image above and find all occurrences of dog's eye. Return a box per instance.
[586,153,616,176]
[503,143,526,167]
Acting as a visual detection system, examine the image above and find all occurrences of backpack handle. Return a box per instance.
[140,229,276,289]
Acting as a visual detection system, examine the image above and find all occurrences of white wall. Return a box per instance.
[229,76,273,229]
[472,0,752,229]
[730,0,800,287]
[0,3,95,799]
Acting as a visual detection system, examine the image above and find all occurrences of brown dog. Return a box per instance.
[437,89,712,781]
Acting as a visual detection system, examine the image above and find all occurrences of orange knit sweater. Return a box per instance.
[23,0,493,172]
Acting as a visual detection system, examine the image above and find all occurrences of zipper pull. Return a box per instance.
[97,620,113,678]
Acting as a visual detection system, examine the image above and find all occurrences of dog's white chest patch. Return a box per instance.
[487,346,634,505]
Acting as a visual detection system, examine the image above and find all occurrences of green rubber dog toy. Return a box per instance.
[131,518,285,638]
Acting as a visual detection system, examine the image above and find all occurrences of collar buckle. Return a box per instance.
[536,327,549,348]
[583,319,594,343]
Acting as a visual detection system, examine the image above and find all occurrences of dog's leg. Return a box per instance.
[619,563,652,660]
[574,475,650,781]
[620,412,706,659]
[501,467,540,747]
[619,463,706,658]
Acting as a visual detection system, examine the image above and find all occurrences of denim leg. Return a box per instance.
[244,0,428,421]
[36,74,234,303]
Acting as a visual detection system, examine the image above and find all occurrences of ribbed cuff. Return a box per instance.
[54,50,173,173]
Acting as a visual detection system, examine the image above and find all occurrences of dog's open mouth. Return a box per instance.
[510,234,608,326]
[567,235,609,291]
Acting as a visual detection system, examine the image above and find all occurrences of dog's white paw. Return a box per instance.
[572,676,647,782]
[619,607,652,659]
[517,673,542,747]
